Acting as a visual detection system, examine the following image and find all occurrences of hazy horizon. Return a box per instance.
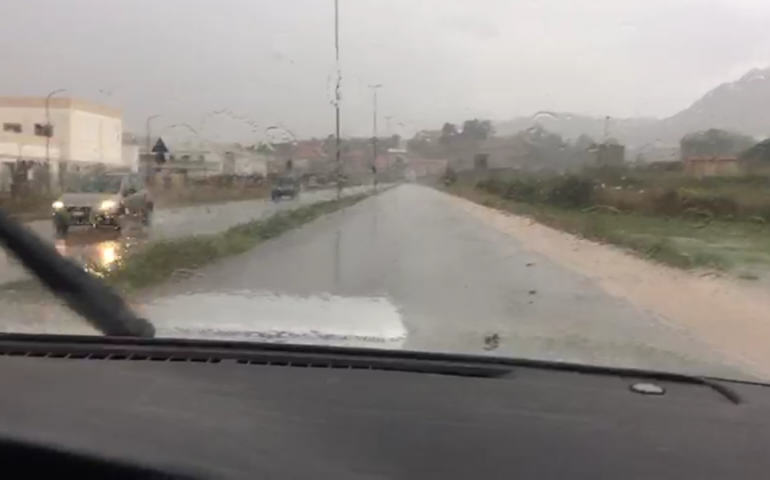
[1,0,769,143]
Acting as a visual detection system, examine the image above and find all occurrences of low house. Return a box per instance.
[476,137,533,170]
[155,139,269,178]
[407,158,448,177]
[683,156,742,177]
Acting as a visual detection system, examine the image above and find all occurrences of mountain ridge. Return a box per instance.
[495,66,770,149]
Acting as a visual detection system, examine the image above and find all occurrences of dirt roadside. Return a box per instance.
[447,193,770,380]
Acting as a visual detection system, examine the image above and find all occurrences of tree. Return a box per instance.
[573,134,597,152]
[440,123,458,144]
[518,125,567,162]
[739,138,770,163]
[460,119,494,141]
[680,129,755,158]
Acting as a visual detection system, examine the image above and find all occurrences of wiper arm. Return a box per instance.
[0,209,154,337]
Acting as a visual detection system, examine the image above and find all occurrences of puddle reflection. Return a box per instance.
[52,227,148,275]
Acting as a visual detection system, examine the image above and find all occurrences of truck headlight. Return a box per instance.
[52,201,64,210]
[100,200,117,211]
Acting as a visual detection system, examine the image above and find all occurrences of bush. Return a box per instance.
[545,175,595,209]
[502,179,541,203]
[475,178,505,195]
[477,174,596,208]
[678,190,739,217]
[442,167,458,186]
[473,169,770,221]
[650,189,681,216]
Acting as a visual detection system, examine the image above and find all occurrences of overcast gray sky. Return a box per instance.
[1,0,769,142]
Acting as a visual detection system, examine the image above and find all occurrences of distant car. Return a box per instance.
[51,173,153,237]
[271,177,300,201]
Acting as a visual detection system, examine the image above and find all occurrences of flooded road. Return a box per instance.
[0,186,371,285]
[0,184,749,381]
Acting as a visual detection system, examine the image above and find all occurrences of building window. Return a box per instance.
[34,123,53,137]
[3,123,22,133]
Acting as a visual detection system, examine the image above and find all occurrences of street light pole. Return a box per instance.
[45,89,66,163]
[334,0,342,198]
[44,88,65,194]
[369,84,382,187]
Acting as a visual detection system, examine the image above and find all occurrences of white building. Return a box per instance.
[166,139,269,177]
[0,96,126,191]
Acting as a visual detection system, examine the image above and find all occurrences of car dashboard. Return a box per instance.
[0,334,767,479]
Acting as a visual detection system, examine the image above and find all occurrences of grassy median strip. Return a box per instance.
[447,184,770,277]
[89,194,369,291]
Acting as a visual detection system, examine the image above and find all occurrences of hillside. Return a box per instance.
[495,66,770,148]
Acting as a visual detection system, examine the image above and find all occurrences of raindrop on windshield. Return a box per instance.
[264,126,297,148]
[532,111,558,123]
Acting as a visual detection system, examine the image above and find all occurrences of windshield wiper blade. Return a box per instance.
[0,208,154,337]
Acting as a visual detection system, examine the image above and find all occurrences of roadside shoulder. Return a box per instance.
[444,190,770,379]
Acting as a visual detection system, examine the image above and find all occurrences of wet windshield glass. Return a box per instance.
[0,0,769,384]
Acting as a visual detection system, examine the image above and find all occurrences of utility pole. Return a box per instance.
[334,0,343,198]
[45,88,65,193]
[45,89,66,165]
[369,84,382,189]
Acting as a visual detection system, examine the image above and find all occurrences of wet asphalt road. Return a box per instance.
[142,184,748,379]
[0,184,751,380]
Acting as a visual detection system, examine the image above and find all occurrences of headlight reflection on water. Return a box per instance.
[99,242,118,267]
[55,239,125,278]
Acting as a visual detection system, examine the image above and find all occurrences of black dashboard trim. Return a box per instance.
[0,333,752,403]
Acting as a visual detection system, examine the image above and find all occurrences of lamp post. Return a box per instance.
[369,84,383,189]
[44,89,66,163]
[334,0,342,198]
[44,88,66,193]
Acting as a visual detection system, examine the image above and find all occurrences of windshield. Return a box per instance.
[1,0,770,384]
[65,175,123,194]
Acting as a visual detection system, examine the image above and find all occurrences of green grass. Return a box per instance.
[450,185,770,275]
[87,194,369,291]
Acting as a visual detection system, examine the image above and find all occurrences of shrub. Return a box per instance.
[678,190,739,217]
[545,175,595,209]
[502,179,540,203]
[475,178,505,195]
[442,167,458,186]
[650,189,681,216]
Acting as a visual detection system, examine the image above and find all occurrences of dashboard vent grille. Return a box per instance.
[2,350,223,364]
[0,348,510,378]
